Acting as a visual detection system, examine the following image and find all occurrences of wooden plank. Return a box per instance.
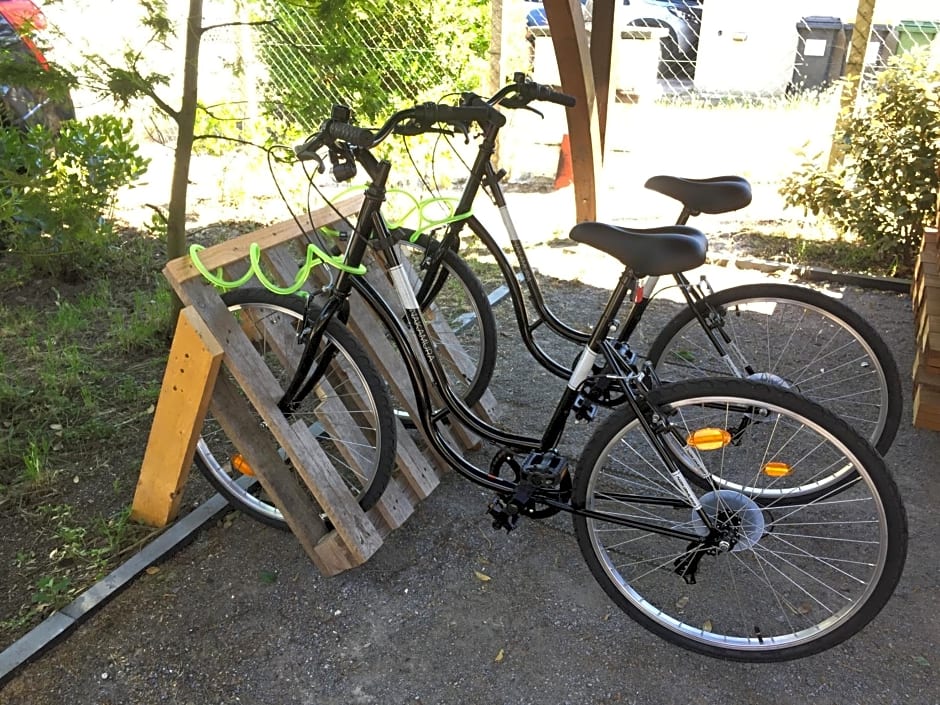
[262,242,442,499]
[287,418,383,565]
[926,330,940,370]
[913,385,940,430]
[367,475,413,532]
[206,373,333,573]
[131,307,223,527]
[163,194,364,293]
[181,279,383,567]
[913,353,940,389]
[587,0,615,156]
[542,0,601,222]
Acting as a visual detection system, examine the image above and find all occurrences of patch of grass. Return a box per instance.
[0,223,249,645]
[725,224,912,279]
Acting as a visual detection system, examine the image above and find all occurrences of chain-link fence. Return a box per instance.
[522,1,940,103]
[252,0,491,130]
[36,1,939,218]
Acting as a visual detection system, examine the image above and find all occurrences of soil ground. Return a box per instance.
[2,201,939,702]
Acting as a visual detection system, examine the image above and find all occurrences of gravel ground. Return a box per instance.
[2,244,938,704]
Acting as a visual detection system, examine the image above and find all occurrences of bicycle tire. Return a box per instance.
[194,288,397,530]
[572,378,907,662]
[646,282,902,456]
[392,232,497,408]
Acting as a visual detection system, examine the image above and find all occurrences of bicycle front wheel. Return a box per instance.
[646,282,902,455]
[573,378,907,661]
[194,288,397,530]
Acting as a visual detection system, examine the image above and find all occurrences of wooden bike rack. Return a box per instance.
[131,195,498,575]
[912,225,940,430]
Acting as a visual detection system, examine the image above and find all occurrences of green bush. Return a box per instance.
[0,115,149,281]
[255,0,490,127]
[780,48,940,275]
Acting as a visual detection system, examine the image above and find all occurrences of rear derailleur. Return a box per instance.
[486,449,572,531]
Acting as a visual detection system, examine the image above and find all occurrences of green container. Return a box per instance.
[896,19,940,53]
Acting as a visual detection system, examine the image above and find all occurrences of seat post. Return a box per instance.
[587,267,638,352]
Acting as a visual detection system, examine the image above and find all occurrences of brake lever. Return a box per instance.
[452,121,470,143]
[499,96,528,109]
[523,105,544,119]
[497,96,544,120]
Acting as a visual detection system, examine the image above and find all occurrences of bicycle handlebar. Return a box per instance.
[294,101,506,162]
[293,73,572,165]
[484,72,577,110]
[325,120,376,149]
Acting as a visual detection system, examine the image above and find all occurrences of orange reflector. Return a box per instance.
[687,428,732,451]
[232,454,255,476]
[763,461,793,477]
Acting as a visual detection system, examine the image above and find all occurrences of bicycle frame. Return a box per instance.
[287,145,718,539]
[426,120,745,381]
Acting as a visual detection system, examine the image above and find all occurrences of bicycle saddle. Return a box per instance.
[570,223,707,277]
[644,175,752,215]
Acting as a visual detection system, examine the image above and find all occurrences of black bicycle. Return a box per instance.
[194,102,906,662]
[394,73,902,457]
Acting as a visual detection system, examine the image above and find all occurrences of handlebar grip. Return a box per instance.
[529,81,575,107]
[327,121,375,148]
[545,89,576,107]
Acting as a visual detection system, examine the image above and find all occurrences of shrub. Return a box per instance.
[779,48,940,275]
[255,0,490,127]
[0,115,149,281]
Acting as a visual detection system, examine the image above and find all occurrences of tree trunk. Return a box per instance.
[166,0,204,320]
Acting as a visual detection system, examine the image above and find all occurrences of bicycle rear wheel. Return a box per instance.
[573,378,907,661]
[194,288,396,529]
[646,282,902,455]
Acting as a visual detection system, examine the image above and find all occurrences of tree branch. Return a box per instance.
[193,133,268,150]
[200,19,276,34]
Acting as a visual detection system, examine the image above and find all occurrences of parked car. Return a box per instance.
[585,0,702,62]
[0,0,74,131]
[525,0,588,29]
[527,1,702,73]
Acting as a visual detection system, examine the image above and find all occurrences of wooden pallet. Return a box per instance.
[131,195,498,575]
[912,226,940,430]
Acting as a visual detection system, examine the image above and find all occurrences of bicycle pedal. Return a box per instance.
[572,393,598,423]
[487,496,519,532]
[520,450,569,487]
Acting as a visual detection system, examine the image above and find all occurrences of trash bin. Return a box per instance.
[840,23,898,78]
[791,15,845,90]
[614,27,668,101]
[896,19,940,54]
[694,0,803,94]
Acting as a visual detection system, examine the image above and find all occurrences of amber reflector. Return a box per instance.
[763,461,792,477]
[231,454,255,476]
[687,428,732,451]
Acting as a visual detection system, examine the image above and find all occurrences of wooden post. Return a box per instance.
[542,0,603,223]
[131,307,223,526]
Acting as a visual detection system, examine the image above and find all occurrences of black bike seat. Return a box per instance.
[570,223,707,277]
[644,175,752,215]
